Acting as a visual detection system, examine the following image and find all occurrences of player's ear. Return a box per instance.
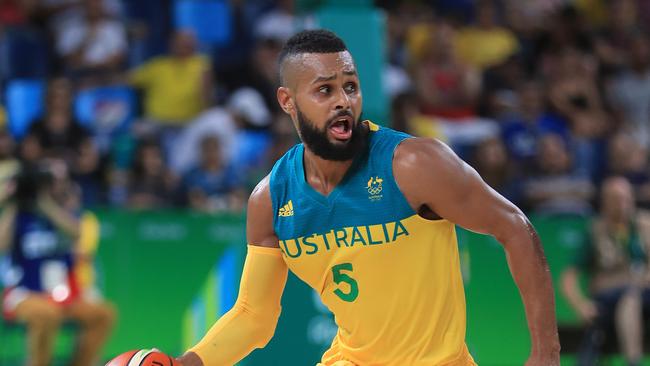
[277,87,294,115]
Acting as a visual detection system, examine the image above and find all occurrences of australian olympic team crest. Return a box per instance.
[367,176,383,201]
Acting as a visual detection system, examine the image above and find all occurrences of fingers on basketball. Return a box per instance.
[106,349,181,366]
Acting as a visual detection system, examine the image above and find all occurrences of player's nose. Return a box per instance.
[334,88,352,111]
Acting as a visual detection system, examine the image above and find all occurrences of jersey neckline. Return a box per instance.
[294,135,371,207]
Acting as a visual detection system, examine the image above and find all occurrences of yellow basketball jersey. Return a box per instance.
[270,122,475,365]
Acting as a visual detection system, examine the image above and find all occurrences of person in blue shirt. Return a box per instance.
[181,135,244,212]
[0,160,115,366]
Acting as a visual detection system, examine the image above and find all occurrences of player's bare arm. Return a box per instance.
[243,175,282,249]
[176,176,288,366]
[393,137,561,366]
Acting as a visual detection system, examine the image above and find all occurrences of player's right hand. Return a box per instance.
[175,352,203,366]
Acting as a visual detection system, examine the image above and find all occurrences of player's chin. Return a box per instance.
[328,137,353,146]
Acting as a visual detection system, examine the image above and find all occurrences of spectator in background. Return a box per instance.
[502,0,559,65]
[593,0,643,75]
[253,0,295,45]
[127,138,177,209]
[26,77,103,205]
[472,136,522,206]
[0,130,19,203]
[535,5,592,61]
[18,135,43,164]
[523,133,595,215]
[181,135,243,213]
[227,87,272,130]
[241,114,296,191]
[548,48,609,140]
[413,19,497,153]
[562,177,650,366]
[55,0,127,85]
[169,106,239,176]
[245,36,284,117]
[27,78,90,164]
[382,3,415,99]
[0,130,16,163]
[608,33,650,148]
[0,104,5,126]
[479,54,525,119]
[37,0,122,40]
[0,0,37,29]
[219,34,284,119]
[263,115,296,171]
[239,0,297,117]
[0,160,115,366]
[414,20,481,120]
[391,91,446,141]
[547,48,609,178]
[166,86,273,179]
[225,87,274,176]
[500,79,569,170]
[606,133,650,210]
[454,0,519,70]
[129,29,212,152]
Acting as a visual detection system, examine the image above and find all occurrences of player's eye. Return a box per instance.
[344,82,357,94]
[318,85,331,94]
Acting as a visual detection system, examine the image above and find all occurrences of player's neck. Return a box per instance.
[303,148,354,196]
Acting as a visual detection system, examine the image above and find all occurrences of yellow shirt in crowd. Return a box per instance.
[0,105,6,128]
[130,55,210,125]
[455,26,519,70]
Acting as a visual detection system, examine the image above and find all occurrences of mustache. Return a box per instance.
[326,110,355,127]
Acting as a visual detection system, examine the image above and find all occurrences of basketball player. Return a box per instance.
[169,30,560,365]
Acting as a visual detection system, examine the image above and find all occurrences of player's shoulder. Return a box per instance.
[250,139,299,212]
[247,174,281,247]
[393,137,459,171]
[248,174,273,219]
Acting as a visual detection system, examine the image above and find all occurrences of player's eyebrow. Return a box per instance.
[312,74,337,84]
[311,70,357,84]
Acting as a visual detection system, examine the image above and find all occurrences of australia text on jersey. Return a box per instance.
[279,219,410,258]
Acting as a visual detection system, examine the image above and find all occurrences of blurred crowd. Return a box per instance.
[0,0,648,218]
[385,0,650,218]
[0,0,298,212]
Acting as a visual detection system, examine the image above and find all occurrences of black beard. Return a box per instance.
[296,107,368,161]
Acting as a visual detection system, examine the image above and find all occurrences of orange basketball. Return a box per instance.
[105,349,180,366]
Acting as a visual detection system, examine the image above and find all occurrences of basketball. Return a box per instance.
[105,349,180,366]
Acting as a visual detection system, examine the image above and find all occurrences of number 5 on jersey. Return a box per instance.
[332,263,359,302]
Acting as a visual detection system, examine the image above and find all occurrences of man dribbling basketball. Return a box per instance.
[123,29,560,366]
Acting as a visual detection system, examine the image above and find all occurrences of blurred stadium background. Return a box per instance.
[0,0,649,365]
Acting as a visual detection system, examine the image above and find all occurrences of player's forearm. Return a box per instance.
[499,217,561,357]
[184,245,288,366]
[184,303,279,366]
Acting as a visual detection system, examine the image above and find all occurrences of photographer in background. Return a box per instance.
[562,177,650,366]
[0,159,115,366]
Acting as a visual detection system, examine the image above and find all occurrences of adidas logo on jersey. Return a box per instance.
[278,200,294,217]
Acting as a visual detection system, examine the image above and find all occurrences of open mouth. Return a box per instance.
[329,115,353,141]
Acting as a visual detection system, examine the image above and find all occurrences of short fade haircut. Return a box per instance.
[278,29,349,85]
